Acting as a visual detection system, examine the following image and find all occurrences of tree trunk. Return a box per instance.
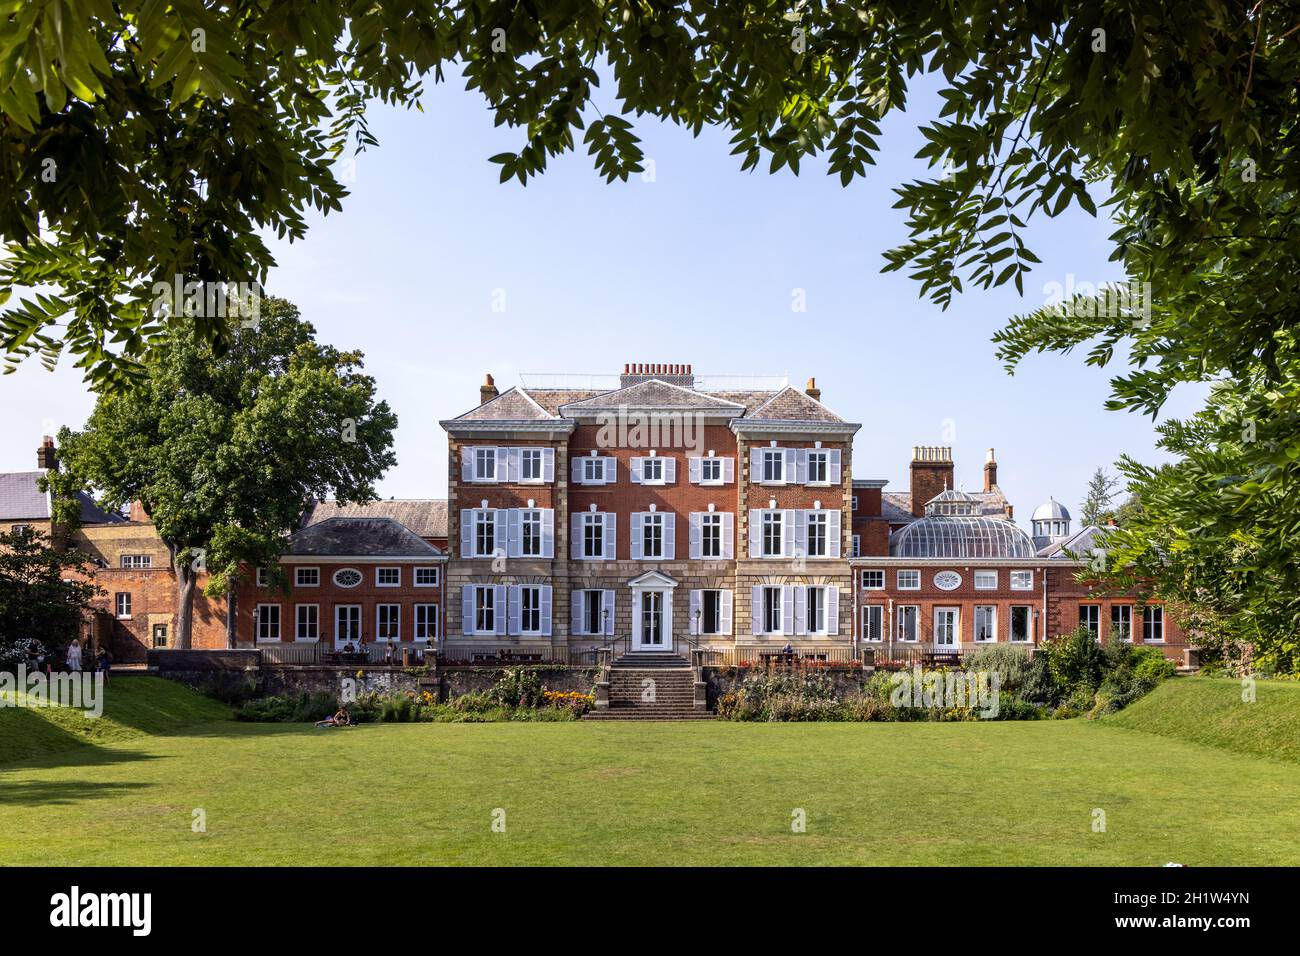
[225,585,238,649]
[169,542,196,650]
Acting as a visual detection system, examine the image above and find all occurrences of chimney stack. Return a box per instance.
[479,373,499,407]
[36,435,57,470]
[805,377,821,402]
[984,448,998,491]
[909,446,955,517]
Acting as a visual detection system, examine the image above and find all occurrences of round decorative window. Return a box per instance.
[933,570,962,591]
[333,568,363,588]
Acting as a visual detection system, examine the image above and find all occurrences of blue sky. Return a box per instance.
[0,70,1205,528]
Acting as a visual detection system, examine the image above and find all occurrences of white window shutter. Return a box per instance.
[571,593,584,635]
[631,457,643,483]
[602,457,615,484]
[783,510,796,557]
[795,448,808,485]
[664,458,676,484]
[571,456,584,484]
[794,586,808,636]
[495,510,509,558]
[460,509,473,558]
[542,509,554,558]
[493,585,508,636]
[750,448,763,483]
[602,590,615,635]
[782,585,796,635]
[630,513,643,559]
[689,590,701,634]
[507,585,522,635]
[828,448,842,484]
[794,509,808,556]
[784,448,797,483]
[688,513,702,559]
[723,457,735,483]
[663,513,676,559]
[507,509,522,558]
[749,510,761,558]
[571,513,582,559]
[540,586,552,636]
[828,587,840,635]
[720,590,734,635]
[604,513,616,560]
[751,586,763,635]
[462,586,474,635]
[689,457,701,483]
[828,510,842,558]
[543,448,555,483]
[495,447,509,482]
[721,512,735,559]
[462,448,474,482]
[507,447,520,482]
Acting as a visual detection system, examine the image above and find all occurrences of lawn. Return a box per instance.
[1,676,1297,866]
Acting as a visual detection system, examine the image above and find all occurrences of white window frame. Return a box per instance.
[974,570,998,590]
[762,586,783,635]
[861,604,884,642]
[255,604,281,642]
[974,605,997,642]
[473,447,497,482]
[806,586,829,635]
[519,509,544,558]
[295,566,320,588]
[1143,606,1165,643]
[640,456,665,485]
[519,448,544,483]
[577,589,607,636]
[518,585,544,635]
[699,458,723,485]
[1010,605,1033,642]
[256,567,269,587]
[805,511,828,557]
[698,589,725,636]
[805,450,830,485]
[375,566,401,588]
[761,511,784,558]
[414,604,439,641]
[580,512,606,560]
[295,604,320,642]
[700,512,723,559]
[376,604,401,641]
[1010,570,1034,590]
[861,569,884,590]
[580,456,608,485]
[761,449,785,484]
[1080,604,1102,638]
[1112,604,1133,642]
[896,605,919,642]
[473,585,496,635]
[473,509,498,558]
[852,534,861,558]
[414,567,439,587]
[641,512,665,559]
[115,592,132,619]
[120,554,152,569]
[897,569,921,591]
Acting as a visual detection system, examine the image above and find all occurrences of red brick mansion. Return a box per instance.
[1,366,1187,663]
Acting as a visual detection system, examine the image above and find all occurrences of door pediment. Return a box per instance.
[628,570,678,590]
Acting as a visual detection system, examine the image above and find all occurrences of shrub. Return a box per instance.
[487,668,545,708]
[234,691,338,723]
[379,692,416,722]
[1041,627,1107,697]
[962,645,1036,696]
[203,671,260,706]
[1133,647,1177,683]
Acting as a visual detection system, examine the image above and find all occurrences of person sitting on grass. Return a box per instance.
[315,707,351,728]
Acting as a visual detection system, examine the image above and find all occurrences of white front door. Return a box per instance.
[934,607,959,647]
[335,605,361,648]
[634,589,672,652]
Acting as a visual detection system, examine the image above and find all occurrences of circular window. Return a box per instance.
[333,568,363,588]
[933,570,962,591]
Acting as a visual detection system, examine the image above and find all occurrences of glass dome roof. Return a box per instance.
[890,516,1037,559]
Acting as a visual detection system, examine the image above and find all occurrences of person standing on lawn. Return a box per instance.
[66,640,82,672]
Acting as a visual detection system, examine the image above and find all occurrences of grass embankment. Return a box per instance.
[0,675,230,765]
[1104,675,1300,763]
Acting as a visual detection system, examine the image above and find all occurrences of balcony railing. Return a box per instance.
[259,641,430,666]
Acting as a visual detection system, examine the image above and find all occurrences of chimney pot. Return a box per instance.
[36,435,58,470]
[479,373,499,407]
[805,377,821,402]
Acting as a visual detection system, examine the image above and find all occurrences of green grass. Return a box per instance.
[0,675,230,764]
[1,676,1297,865]
[1105,675,1300,763]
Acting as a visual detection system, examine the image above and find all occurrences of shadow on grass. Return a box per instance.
[0,776,153,806]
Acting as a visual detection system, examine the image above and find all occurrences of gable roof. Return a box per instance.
[1038,524,1109,559]
[288,517,444,558]
[305,499,448,539]
[448,387,557,422]
[747,386,845,423]
[0,471,125,524]
[559,379,746,414]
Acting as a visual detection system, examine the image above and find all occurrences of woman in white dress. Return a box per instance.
[66,640,82,672]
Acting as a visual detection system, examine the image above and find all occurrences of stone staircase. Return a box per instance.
[584,653,713,720]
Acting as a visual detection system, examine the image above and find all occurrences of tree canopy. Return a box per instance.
[0,527,100,667]
[55,298,397,648]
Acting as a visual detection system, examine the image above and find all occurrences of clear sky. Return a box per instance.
[0,69,1205,529]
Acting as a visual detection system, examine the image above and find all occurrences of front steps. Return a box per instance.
[585,655,712,720]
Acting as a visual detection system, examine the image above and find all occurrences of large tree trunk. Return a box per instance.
[225,585,238,649]
[169,542,196,650]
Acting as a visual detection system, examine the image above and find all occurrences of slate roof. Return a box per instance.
[883,489,1012,525]
[1037,524,1109,559]
[449,388,556,422]
[747,386,845,423]
[560,379,746,413]
[305,500,448,539]
[288,517,444,557]
[0,471,125,524]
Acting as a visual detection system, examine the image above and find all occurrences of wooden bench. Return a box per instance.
[922,652,962,668]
